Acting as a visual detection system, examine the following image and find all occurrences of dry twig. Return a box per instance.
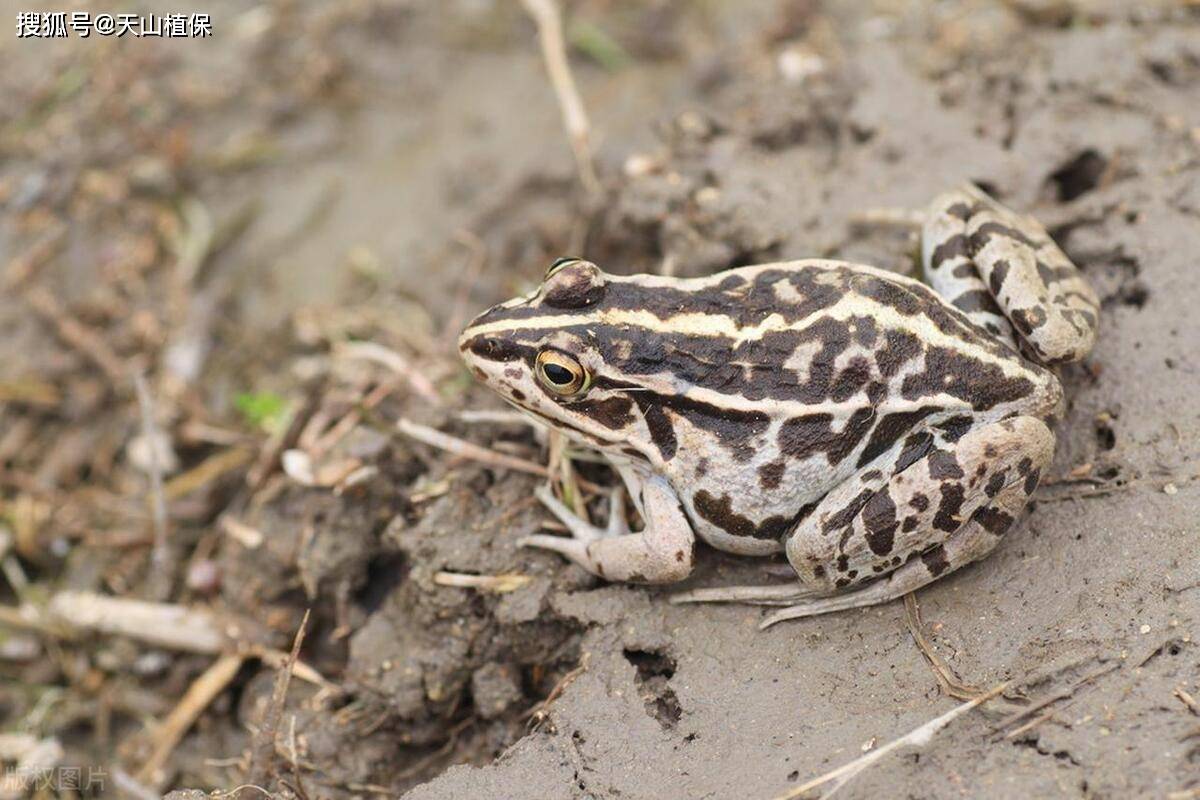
[994,661,1120,736]
[1001,707,1060,740]
[1176,686,1200,716]
[134,653,246,786]
[848,207,926,230]
[525,654,590,726]
[519,0,600,198]
[445,229,488,346]
[397,417,549,477]
[434,571,533,593]
[307,378,398,462]
[25,286,128,384]
[133,371,173,601]
[457,409,538,427]
[248,610,309,787]
[335,341,440,405]
[46,591,227,653]
[773,683,1008,800]
[166,446,254,500]
[3,224,66,289]
[903,593,983,700]
[394,718,475,782]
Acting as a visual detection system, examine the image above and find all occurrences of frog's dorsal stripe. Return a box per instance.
[464,295,1027,376]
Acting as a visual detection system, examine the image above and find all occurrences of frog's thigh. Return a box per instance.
[519,474,694,584]
[770,415,1053,624]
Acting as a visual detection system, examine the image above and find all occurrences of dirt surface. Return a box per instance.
[2,1,1199,798]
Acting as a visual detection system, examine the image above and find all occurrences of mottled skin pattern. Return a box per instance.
[458,186,1098,627]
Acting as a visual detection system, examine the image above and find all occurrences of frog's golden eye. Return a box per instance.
[545,257,581,280]
[535,349,589,396]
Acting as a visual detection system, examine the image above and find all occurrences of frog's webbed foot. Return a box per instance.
[517,485,627,568]
[526,483,629,544]
[518,477,694,584]
[924,183,1099,365]
[671,581,924,629]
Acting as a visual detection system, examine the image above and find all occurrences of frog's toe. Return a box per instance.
[534,484,606,543]
[670,582,820,607]
[758,594,882,628]
[605,485,630,538]
[516,533,591,565]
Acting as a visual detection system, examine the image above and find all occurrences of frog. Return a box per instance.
[457,184,1099,627]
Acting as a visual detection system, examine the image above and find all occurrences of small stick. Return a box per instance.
[0,604,72,639]
[247,393,318,491]
[524,654,591,724]
[774,682,1008,800]
[434,571,533,593]
[903,593,983,700]
[519,0,601,198]
[335,341,440,405]
[3,222,65,289]
[485,493,542,531]
[133,371,173,601]
[220,514,265,549]
[1002,707,1060,740]
[109,768,160,800]
[165,445,254,500]
[1176,686,1200,716]
[134,652,245,786]
[25,286,128,384]
[457,409,539,428]
[445,229,488,347]
[397,417,548,477]
[848,208,926,230]
[248,610,309,787]
[307,379,398,462]
[394,718,475,781]
[46,591,227,653]
[252,646,337,692]
[992,662,1119,733]
[0,378,59,406]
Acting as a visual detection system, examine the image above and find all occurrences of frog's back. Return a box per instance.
[606,259,1057,422]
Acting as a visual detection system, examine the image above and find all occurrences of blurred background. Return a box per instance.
[1,1,1198,797]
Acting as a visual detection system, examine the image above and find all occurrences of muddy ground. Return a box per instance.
[1,1,1198,798]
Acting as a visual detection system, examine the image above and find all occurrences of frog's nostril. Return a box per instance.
[464,335,523,364]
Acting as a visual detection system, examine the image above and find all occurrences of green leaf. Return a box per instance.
[568,20,632,71]
[235,391,288,432]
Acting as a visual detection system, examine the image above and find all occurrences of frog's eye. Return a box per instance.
[545,257,581,280]
[535,349,589,396]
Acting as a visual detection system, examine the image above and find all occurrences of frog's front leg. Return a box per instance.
[675,416,1054,626]
[518,473,694,583]
[924,183,1099,364]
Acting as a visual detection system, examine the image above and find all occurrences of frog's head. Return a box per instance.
[458,257,664,465]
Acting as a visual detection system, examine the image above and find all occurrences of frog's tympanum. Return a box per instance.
[458,185,1098,627]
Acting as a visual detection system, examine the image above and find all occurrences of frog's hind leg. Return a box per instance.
[924,184,1099,365]
[761,415,1053,627]
[674,416,1054,627]
[671,581,824,607]
[923,187,1020,350]
[758,504,1008,627]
